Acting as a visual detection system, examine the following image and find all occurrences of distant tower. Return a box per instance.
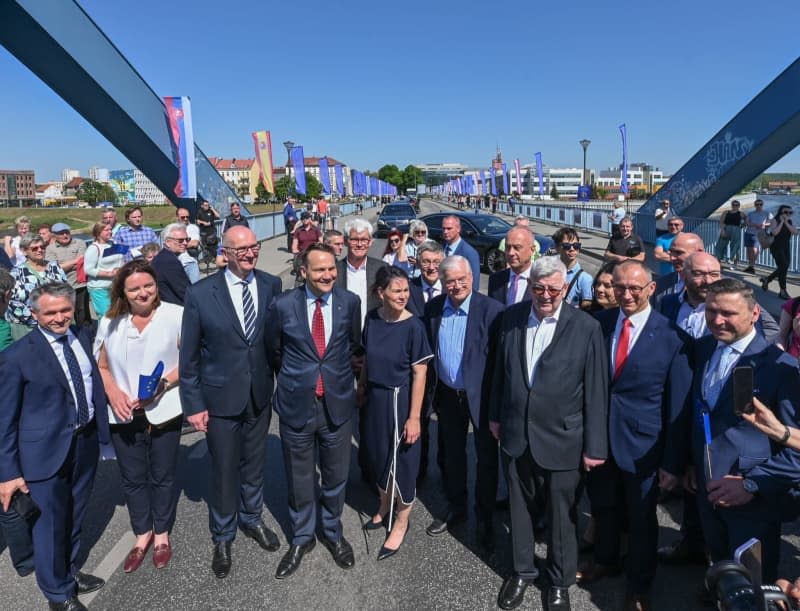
[491,146,503,172]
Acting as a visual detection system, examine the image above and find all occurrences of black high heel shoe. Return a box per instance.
[760,277,770,292]
[377,520,409,561]
[363,513,388,532]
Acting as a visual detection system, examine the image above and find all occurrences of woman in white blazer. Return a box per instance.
[94,259,183,573]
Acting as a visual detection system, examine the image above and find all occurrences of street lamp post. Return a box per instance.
[579,139,591,192]
[282,140,294,200]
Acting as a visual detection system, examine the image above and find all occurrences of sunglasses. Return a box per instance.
[167,237,190,243]
[559,242,581,250]
[178,216,189,220]
[389,239,401,244]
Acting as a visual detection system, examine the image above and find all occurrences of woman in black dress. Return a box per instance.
[357,266,432,560]
[762,204,798,299]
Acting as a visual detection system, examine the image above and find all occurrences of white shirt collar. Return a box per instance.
[529,301,564,325]
[617,305,651,329]
[225,267,255,286]
[346,257,367,272]
[717,327,757,355]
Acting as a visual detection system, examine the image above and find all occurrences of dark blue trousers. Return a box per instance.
[279,397,352,546]
[27,424,98,604]
[0,503,34,575]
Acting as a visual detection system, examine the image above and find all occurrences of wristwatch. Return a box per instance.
[742,478,759,494]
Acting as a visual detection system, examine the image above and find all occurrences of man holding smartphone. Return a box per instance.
[689,278,800,584]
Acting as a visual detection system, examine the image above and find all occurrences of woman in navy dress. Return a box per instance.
[358,266,432,560]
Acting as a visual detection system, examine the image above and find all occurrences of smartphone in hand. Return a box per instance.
[732,366,754,416]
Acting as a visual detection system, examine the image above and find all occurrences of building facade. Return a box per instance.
[61,168,80,183]
[88,166,110,182]
[134,169,168,205]
[0,170,36,206]
[209,157,259,202]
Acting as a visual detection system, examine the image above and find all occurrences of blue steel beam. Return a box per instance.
[639,57,800,219]
[0,0,243,215]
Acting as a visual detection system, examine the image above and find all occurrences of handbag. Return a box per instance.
[756,229,774,249]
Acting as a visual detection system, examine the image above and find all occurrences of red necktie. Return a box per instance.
[312,298,326,397]
[613,318,632,380]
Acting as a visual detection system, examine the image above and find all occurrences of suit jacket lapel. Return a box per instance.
[212,272,247,342]
[295,288,318,355]
[514,306,532,389]
[715,333,769,408]
[617,310,659,380]
[31,328,71,393]
[254,272,270,328]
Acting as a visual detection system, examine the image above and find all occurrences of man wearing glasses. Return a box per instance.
[744,199,773,274]
[175,207,201,259]
[653,217,685,277]
[180,226,283,579]
[150,223,193,305]
[553,227,593,310]
[490,256,608,611]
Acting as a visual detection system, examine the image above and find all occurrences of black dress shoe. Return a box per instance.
[363,513,388,532]
[320,536,355,569]
[425,511,466,536]
[656,538,706,565]
[240,522,280,551]
[547,586,571,611]
[74,571,105,595]
[498,574,535,610]
[275,538,316,579]
[211,541,232,579]
[48,598,87,611]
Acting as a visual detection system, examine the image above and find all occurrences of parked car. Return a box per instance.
[375,202,417,237]
[420,212,554,272]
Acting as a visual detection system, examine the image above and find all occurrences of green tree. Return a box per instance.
[402,165,420,192]
[304,172,323,201]
[378,164,403,188]
[274,175,294,201]
[76,179,116,206]
[273,172,323,202]
[255,182,271,203]
[550,184,560,199]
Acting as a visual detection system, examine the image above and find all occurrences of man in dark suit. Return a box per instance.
[0,283,109,611]
[489,256,608,611]
[690,278,800,584]
[151,223,192,305]
[652,232,704,307]
[266,243,362,579]
[580,260,692,611]
[488,226,535,306]
[423,255,503,552]
[180,226,283,579]
[442,215,481,290]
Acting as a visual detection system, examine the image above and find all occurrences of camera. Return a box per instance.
[706,560,791,611]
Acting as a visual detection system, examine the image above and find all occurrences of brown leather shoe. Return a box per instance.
[153,542,172,569]
[575,561,622,585]
[623,591,652,611]
[123,538,153,573]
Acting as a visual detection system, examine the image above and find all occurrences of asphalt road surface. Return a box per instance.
[2,200,799,610]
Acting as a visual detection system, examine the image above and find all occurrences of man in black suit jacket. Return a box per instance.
[266,244,362,579]
[150,223,191,305]
[489,256,608,611]
[488,226,535,307]
[582,261,692,611]
[0,283,109,610]
[423,255,503,551]
[180,226,283,579]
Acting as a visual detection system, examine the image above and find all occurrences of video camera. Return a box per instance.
[706,561,791,611]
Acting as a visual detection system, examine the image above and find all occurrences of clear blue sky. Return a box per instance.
[1,0,799,182]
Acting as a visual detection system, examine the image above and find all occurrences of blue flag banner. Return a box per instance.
[577,185,591,202]
[490,168,497,196]
[163,96,197,199]
[619,124,629,195]
[334,164,344,196]
[290,146,306,195]
[102,243,129,258]
[138,361,165,400]
[502,163,509,194]
[319,157,331,195]
[535,152,544,196]
[480,170,487,194]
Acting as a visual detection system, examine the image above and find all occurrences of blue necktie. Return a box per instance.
[507,273,520,305]
[57,335,90,426]
[241,280,256,340]
[445,245,452,257]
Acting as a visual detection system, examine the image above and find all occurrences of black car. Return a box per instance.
[376,203,416,237]
[420,212,554,272]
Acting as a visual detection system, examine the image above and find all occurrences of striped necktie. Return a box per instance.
[241,280,256,340]
[57,335,90,426]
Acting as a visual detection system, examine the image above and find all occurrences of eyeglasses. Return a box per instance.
[559,242,581,250]
[689,270,721,280]
[613,283,650,296]
[224,244,261,256]
[389,239,400,244]
[348,238,370,244]
[444,278,469,288]
[420,260,441,268]
[26,245,45,252]
[530,283,564,297]
[178,216,189,220]
[414,231,427,235]
[167,237,190,243]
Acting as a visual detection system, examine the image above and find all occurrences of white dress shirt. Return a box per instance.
[508,266,531,305]
[306,287,333,346]
[676,293,709,339]
[40,327,94,422]
[346,258,368,322]
[224,267,258,336]
[420,279,442,302]
[702,328,756,406]
[610,306,652,374]
[527,302,563,384]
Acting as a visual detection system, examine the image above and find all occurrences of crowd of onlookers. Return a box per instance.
[2,197,800,611]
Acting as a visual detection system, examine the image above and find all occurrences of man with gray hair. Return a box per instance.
[150,223,192,305]
[490,256,608,611]
[423,255,504,551]
[0,282,109,610]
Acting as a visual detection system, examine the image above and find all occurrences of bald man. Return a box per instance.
[488,227,536,306]
[652,232,704,307]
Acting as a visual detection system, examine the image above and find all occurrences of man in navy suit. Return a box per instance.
[151,223,192,305]
[0,283,109,611]
[442,215,481,290]
[180,226,283,579]
[579,260,692,611]
[489,256,608,611]
[488,226,535,306]
[423,255,503,551]
[266,243,362,579]
[652,232,704,308]
[690,278,800,584]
